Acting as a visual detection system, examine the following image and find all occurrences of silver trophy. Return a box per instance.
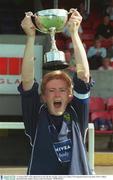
[26,9,75,70]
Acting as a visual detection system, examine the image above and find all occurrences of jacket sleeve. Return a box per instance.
[18,81,41,145]
[71,73,94,139]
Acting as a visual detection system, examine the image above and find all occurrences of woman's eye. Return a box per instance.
[49,89,55,92]
[60,89,66,92]
[61,89,65,92]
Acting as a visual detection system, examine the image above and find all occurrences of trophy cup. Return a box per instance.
[26,9,75,70]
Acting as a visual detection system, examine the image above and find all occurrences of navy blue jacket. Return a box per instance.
[18,74,92,175]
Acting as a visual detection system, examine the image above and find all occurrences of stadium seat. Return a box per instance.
[110,61,113,67]
[101,39,112,48]
[90,111,113,134]
[106,97,113,111]
[89,96,106,113]
[90,110,113,150]
[90,110,113,151]
[56,39,66,50]
[110,110,113,121]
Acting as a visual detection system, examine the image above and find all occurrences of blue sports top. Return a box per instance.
[18,73,93,175]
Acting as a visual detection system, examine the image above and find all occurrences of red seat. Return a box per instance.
[56,39,66,50]
[81,21,92,30]
[110,110,113,124]
[82,30,95,41]
[90,110,113,151]
[101,39,112,48]
[92,18,102,31]
[91,111,110,121]
[89,96,105,113]
[106,97,113,111]
[110,61,113,67]
[91,111,113,134]
[84,40,93,49]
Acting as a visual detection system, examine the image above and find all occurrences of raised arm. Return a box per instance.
[21,12,36,91]
[68,9,90,83]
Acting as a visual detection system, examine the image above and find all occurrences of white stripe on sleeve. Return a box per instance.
[73,90,90,99]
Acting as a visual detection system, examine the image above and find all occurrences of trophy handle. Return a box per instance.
[25,12,46,33]
[68,8,77,14]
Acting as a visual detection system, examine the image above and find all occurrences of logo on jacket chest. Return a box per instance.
[53,139,72,162]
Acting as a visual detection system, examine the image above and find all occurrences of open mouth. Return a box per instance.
[53,100,62,108]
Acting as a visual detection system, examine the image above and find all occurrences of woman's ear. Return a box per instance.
[68,94,73,102]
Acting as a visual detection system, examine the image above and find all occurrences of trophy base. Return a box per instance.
[43,61,69,70]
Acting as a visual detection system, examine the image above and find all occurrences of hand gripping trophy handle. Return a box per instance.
[25,11,46,34]
[25,9,76,70]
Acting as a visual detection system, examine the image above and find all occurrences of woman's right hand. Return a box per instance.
[21,12,36,37]
[67,9,82,35]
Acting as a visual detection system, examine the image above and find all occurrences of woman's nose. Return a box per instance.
[54,90,61,97]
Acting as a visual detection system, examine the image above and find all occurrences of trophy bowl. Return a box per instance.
[34,9,70,70]
[35,9,68,33]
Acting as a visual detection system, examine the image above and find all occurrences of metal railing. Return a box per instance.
[88,123,95,174]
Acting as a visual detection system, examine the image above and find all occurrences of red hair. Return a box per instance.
[41,70,73,95]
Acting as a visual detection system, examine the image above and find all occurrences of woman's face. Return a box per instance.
[42,79,72,116]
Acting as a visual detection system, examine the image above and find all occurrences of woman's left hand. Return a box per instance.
[67,9,82,34]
